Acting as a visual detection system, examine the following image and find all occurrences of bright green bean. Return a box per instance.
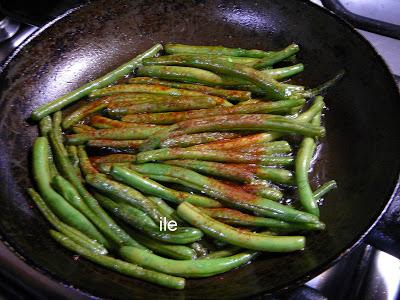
[120,246,256,277]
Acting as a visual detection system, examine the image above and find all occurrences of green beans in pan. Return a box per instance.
[139,113,325,151]
[136,148,294,166]
[120,246,257,278]
[106,95,224,116]
[85,173,165,223]
[199,208,325,231]
[32,137,106,243]
[142,55,301,100]
[48,125,143,248]
[127,76,251,101]
[164,160,294,185]
[27,188,108,255]
[96,194,203,245]
[119,98,305,125]
[129,163,320,225]
[109,165,222,208]
[49,230,185,290]
[31,43,163,121]
[177,202,305,252]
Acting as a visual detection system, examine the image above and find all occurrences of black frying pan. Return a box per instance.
[0,0,399,299]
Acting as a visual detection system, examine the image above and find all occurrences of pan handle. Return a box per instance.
[366,184,400,260]
[321,0,400,40]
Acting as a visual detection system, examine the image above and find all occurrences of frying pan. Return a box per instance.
[0,0,399,298]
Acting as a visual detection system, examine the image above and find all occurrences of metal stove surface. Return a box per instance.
[0,1,399,299]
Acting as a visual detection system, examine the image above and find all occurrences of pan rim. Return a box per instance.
[0,0,399,298]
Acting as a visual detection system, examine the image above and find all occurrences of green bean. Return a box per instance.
[136,148,294,166]
[164,54,260,66]
[32,137,105,242]
[313,180,337,201]
[72,124,95,133]
[90,154,136,164]
[31,44,162,121]
[90,83,225,99]
[109,166,222,208]
[199,208,325,231]
[190,242,209,258]
[49,230,185,290]
[190,140,291,152]
[295,99,323,216]
[164,43,273,58]
[106,95,223,116]
[48,128,141,247]
[62,93,182,129]
[136,65,224,85]
[164,160,294,185]
[142,55,300,100]
[87,139,143,150]
[177,202,305,252]
[262,63,304,80]
[253,44,300,69]
[129,163,320,224]
[85,173,165,223]
[132,231,197,260]
[161,132,240,148]
[66,127,163,145]
[90,115,169,130]
[27,188,108,255]
[97,195,203,244]
[120,98,305,124]
[120,246,256,277]
[139,114,325,151]
[128,77,251,101]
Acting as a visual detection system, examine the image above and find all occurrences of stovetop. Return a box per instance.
[0,1,399,299]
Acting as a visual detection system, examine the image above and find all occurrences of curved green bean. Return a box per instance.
[177,202,305,252]
[120,246,256,277]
